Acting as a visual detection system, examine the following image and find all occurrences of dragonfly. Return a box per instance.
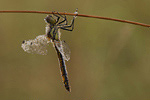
[21,9,78,92]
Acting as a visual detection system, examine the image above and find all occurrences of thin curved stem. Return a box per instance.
[0,10,150,27]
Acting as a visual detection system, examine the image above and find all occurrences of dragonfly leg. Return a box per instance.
[59,10,78,31]
[52,11,60,23]
[53,11,68,25]
[57,12,68,25]
[59,18,75,31]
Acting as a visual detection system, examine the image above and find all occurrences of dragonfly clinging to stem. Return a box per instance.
[21,9,78,92]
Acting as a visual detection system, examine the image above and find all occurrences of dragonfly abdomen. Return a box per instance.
[54,44,71,92]
[60,66,70,92]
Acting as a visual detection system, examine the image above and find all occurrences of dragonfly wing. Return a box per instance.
[21,35,50,55]
[61,40,71,61]
[53,42,71,92]
[54,40,71,61]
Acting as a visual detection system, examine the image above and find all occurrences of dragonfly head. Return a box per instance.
[44,15,56,26]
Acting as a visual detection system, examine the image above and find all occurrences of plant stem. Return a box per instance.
[0,10,150,27]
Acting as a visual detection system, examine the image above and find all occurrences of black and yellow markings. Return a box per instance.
[54,43,70,92]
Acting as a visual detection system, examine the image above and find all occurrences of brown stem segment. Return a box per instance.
[0,10,150,27]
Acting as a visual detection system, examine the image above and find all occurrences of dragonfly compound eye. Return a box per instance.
[44,15,56,25]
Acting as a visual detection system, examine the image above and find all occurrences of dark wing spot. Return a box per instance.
[22,40,25,44]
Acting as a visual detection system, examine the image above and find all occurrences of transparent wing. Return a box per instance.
[54,40,71,61]
[21,35,50,55]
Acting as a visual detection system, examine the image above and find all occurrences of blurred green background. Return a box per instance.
[0,0,150,100]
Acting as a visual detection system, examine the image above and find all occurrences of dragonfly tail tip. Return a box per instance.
[66,87,71,92]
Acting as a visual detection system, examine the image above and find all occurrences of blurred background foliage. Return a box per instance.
[0,0,150,100]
